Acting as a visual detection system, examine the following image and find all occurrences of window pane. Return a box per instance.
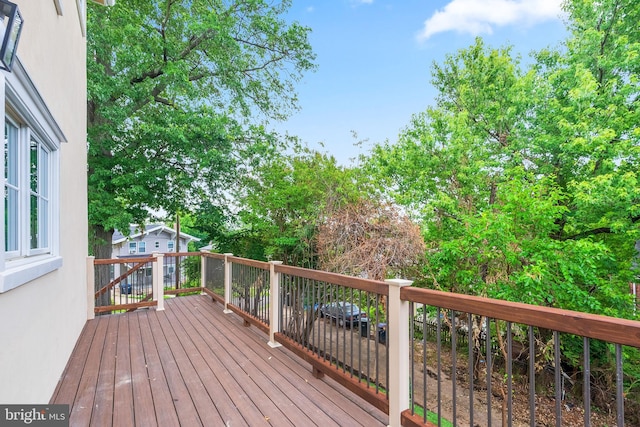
[129,242,137,254]
[5,187,18,251]
[30,140,38,192]
[138,241,146,253]
[4,122,18,252]
[4,122,17,184]
[30,194,38,249]
[26,139,50,252]
[40,146,49,197]
[40,198,48,248]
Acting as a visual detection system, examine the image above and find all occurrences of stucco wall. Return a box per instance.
[0,1,88,403]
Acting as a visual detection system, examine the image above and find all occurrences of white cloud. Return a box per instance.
[417,0,563,41]
[351,0,374,5]
[306,6,315,13]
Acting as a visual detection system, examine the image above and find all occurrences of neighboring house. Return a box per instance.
[112,224,200,257]
[0,1,111,404]
[112,224,200,288]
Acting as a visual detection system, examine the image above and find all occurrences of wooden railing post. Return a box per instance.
[200,250,208,295]
[223,253,233,314]
[386,279,413,427]
[86,256,95,320]
[153,253,164,311]
[268,261,283,348]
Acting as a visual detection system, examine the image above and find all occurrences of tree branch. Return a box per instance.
[560,215,640,240]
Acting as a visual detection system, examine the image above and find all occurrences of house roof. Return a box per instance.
[112,224,200,245]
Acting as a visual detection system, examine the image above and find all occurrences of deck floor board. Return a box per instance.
[50,295,387,427]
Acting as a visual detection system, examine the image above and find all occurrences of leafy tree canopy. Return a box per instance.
[366,1,639,320]
[87,0,316,255]
[233,142,364,267]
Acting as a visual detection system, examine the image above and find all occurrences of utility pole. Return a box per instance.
[175,213,180,289]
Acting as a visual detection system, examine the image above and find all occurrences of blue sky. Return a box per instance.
[272,0,569,165]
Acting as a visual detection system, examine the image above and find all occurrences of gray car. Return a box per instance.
[320,302,366,327]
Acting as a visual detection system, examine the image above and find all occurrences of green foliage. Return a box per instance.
[233,142,363,266]
[366,2,640,418]
[87,0,316,251]
[368,31,638,317]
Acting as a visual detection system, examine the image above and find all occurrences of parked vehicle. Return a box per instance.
[119,282,132,294]
[320,302,366,327]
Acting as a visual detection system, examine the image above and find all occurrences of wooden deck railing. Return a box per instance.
[401,287,640,427]
[87,252,640,427]
[88,252,204,315]
[89,256,160,314]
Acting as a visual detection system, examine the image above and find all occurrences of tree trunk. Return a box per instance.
[92,224,114,311]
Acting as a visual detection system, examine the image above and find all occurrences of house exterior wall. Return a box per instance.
[0,1,88,404]
[113,233,185,257]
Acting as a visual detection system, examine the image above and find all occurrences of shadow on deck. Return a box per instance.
[50,294,387,426]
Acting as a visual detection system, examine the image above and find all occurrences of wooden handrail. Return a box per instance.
[275,264,390,296]
[126,294,153,312]
[94,256,155,265]
[163,251,203,258]
[402,287,640,348]
[227,256,270,270]
[201,252,225,260]
[94,301,157,313]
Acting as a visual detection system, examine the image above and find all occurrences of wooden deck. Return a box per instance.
[50,294,387,426]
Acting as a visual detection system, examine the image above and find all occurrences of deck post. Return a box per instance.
[223,253,233,314]
[86,256,95,320]
[386,279,412,427]
[199,249,208,295]
[153,252,165,311]
[268,261,283,348]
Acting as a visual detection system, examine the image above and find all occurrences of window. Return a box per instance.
[1,60,64,292]
[154,241,159,249]
[29,138,50,253]
[167,240,174,252]
[4,122,18,256]
[3,120,55,259]
[128,242,137,254]
[138,241,146,253]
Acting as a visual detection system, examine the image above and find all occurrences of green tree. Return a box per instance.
[235,143,362,267]
[368,3,640,417]
[87,0,316,259]
[370,32,638,316]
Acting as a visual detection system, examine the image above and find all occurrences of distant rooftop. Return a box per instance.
[112,224,200,244]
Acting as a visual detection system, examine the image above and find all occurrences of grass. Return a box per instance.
[411,404,455,427]
[353,375,454,426]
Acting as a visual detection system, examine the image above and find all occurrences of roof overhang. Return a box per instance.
[112,225,200,245]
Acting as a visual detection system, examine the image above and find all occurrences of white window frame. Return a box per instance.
[4,118,53,258]
[4,119,19,260]
[128,242,137,254]
[28,135,52,255]
[167,240,175,252]
[138,241,146,254]
[0,60,65,293]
